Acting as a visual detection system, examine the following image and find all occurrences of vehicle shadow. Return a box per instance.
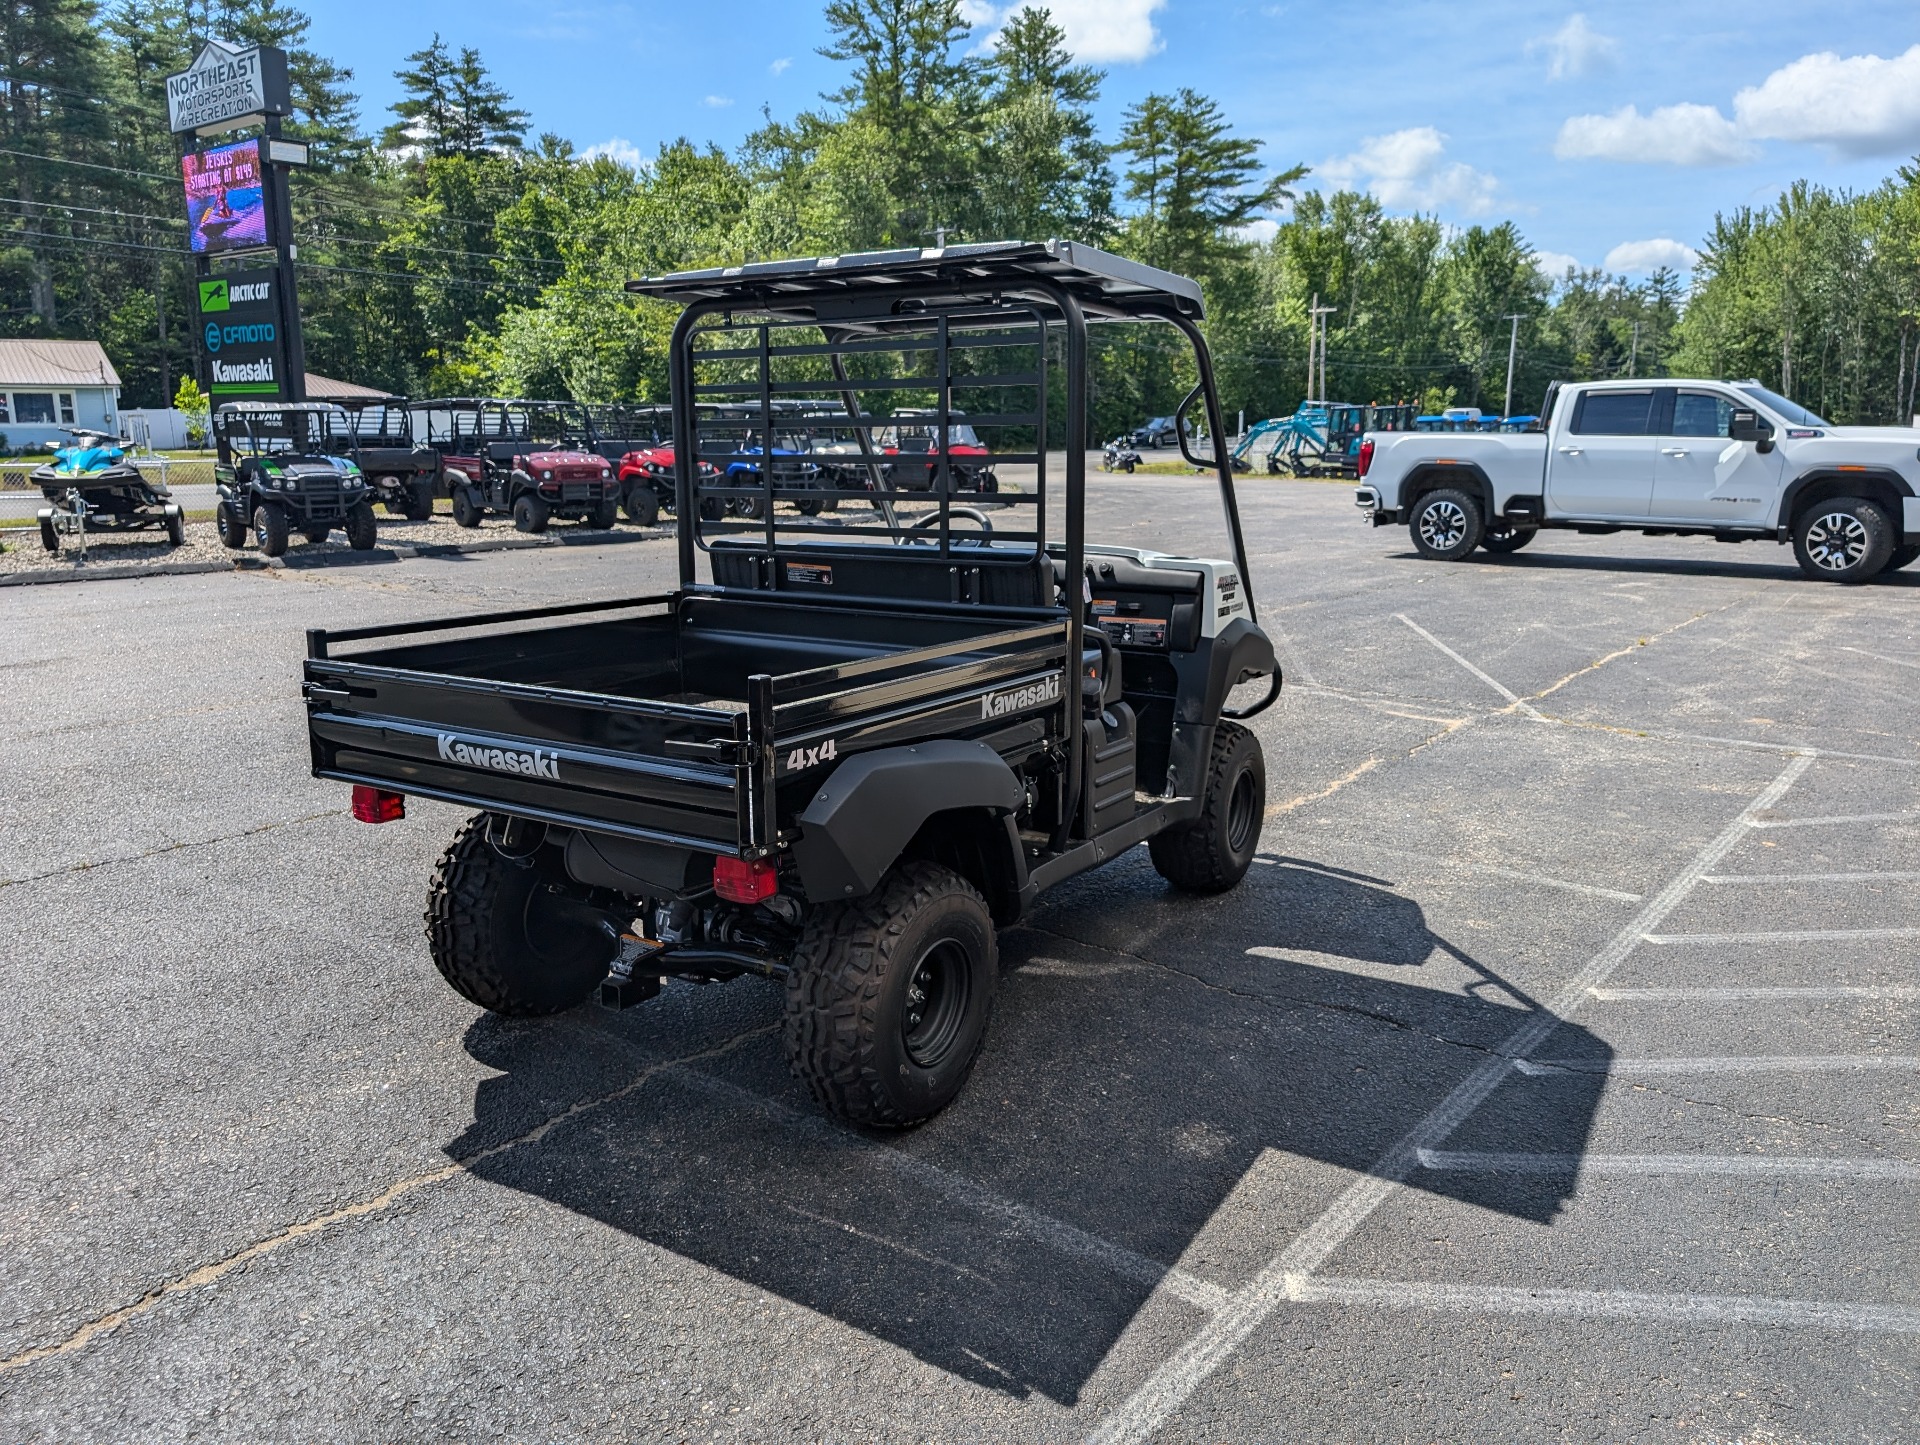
[446,852,1609,1407]
[1388,547,1920,587]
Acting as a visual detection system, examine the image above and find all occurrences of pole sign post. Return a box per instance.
[169,41,305,404]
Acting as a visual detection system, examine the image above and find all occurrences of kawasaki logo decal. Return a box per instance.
[437,733,561,779]
[981,673,1061,720]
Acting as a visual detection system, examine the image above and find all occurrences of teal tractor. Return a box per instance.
[1233,402,1414,477]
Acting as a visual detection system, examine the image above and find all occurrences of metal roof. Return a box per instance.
[0,339,121,389]
[305,372,394,401]
[626,240,1205,324]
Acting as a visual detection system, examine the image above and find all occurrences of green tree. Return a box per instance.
[975,7,1112,241]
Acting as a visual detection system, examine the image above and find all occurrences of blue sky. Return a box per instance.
[304,0,1920,279]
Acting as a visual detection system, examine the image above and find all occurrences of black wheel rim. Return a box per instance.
[1226,766,1258,854]
[901,938,970,1068]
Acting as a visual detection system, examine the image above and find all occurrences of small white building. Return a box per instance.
[0,340,120,448]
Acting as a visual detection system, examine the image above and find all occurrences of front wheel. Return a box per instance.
[1481,522,1537,554]
[253,500,290,557]
[424,815,614,1016]
[588,497,619,529]
[622,482,660,526]
[1792,496,1893,582]
[451,487,483,528]
[785,862,997,1128]
[1149,721,1265,894]
[513,493,550,533]
[345,501,378,551]
[1408,487,1484,561]
[302,523,332,545]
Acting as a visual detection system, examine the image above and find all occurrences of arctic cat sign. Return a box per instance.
[166,41,291,135]
[198,266,289,398]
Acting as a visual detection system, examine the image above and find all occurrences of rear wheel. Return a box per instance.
[1149,722,1265,894]
[513,493,550,533]
[425,815,613,1016]
[345,501,378,551]
[1408,487,1484,561]
[1792,496,1893,583]
[302,524,332,545]
[405,480,436,521]
[253,501,290,557]
[1882,544,1919,574]
[785,861,997,1128]
[451,486,483,528]
[216,498,247,549]
[1481,521,1537,554]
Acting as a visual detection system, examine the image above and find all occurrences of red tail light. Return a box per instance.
[351,785,405,824]
[1357,438,1375,478]
[714,855,779,903]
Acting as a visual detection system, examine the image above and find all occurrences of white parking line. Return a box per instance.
[1751,811,1920,829]
[1414,1149,1920,1180]
[1516,1055,1920,1076]
[1084,754,1814,1445]
[1840,645,1920,672]
[1287,1276,1920,1335]
[1394,614,1546,720]
[1702,871,1920,884]
[1643,928,1920,944]
[1590,986,1920,1002]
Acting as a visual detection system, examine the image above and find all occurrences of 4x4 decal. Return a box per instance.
[784,738,838,772]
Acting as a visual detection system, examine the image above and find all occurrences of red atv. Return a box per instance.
[411,398,619,532]
[880,408,999,493]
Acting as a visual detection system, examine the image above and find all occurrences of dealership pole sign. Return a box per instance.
[198,269,287,399]
[166,40,291,136]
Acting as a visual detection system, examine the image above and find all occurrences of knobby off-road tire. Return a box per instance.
[403,480,436,522]
[216,498,248,549]
[1481,522,1537,554]
[513,493,550,533]
[1149,721,1266,894]
[1792,496,1893,583]
[451,487,483,528]
[1882,544,1919,575]
[622,482,660,526]
[589,497,620,529]
[253,500,290,557]
[345,501,378,551]
[1408,487,1484,561]
[785,861,997,1129]
[425,814,612,1017]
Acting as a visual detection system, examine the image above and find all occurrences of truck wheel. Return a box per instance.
[39,515,58,553]
[1149,721,1265,894]
[425,816,613,1017]
[785,861,997,1128]
[1408,488,1483,561]
[1881,544,1918,574]
[345,501,378,551]
[217,499,248,549]
[622,483,660,526]
[1792,497,1893,582]
[513,493,550,533]
[1481,522,1536,554]
[253,501,290,558]
[451,487,483,528]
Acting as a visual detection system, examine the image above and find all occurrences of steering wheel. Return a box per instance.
[907,506,994,546]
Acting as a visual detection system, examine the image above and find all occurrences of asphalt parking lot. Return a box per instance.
[2,477,1916,1443]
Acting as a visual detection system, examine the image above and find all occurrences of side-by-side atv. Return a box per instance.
[411,397,619,533]
[303,241,1279,1128]
[214,402,377,557]
[33,430,184,553]
[329,400,442,520]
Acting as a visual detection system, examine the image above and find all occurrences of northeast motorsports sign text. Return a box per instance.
[200,266,289,399]
[166,41,291,135]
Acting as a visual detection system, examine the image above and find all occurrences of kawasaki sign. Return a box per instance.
[198,266,289,399]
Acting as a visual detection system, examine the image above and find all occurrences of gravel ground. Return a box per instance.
[1,485,1916,1444]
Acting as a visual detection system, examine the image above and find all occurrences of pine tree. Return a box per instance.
[447,46,527,157]
[383,36,456,156]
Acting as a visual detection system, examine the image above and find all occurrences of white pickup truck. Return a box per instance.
[1354,379,1920,581]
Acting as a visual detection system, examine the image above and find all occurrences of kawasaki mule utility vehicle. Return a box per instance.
[214,402,377,557]
[33,429,183,553]
[303,242,1279,1127]
[411,397,619,532]
[329,400,442,520]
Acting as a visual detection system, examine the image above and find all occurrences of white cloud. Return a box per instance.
[1555,103,1756,166]
[1320,127,1500,214]
[968,0,1165,63]
[1603,238,1700,275]
[1733,44,1920,158]
[1234,218,1280,244]
[702,94,733,108]
[580,137,644,171]
[1527,14,1617,80]
[1533,250,1582,281]
[769,56,792,75]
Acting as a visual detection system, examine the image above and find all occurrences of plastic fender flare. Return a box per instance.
[792,739,1024,902]
[1778,468,1914,532]
[1191,617,1280,724]
[1404,461,1495,518]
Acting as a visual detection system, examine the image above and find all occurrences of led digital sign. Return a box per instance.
[182,139,268,256]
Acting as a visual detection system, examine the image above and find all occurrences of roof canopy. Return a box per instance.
[626,240,1205,328]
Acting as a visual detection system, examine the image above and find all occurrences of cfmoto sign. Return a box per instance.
[198,264,287,398]
[205,320,222,353]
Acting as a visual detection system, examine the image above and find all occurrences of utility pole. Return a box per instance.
[1307,295,1336,402]
[1501,313,1524,420]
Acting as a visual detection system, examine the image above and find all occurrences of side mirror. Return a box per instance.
[1729,408,1774,447]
